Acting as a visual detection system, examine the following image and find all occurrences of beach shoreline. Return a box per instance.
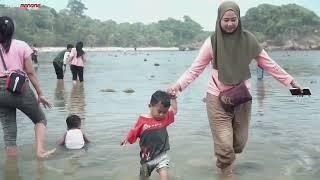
[38,47,179,52]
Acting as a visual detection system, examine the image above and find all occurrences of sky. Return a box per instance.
[1,0,319,30]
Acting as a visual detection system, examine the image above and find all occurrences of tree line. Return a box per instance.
[0,0,208,47]
[0,0,319,47]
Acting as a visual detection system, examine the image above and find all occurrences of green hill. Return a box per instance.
[242,4,320,50]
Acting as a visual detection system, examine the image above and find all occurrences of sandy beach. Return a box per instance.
[38,47,179,52]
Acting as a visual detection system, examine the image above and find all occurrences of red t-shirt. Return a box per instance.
[127,110,174,163]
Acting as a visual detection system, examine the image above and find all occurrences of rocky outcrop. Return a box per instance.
[263,33,320,51]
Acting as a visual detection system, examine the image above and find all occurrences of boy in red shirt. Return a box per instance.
[121,90,177,180]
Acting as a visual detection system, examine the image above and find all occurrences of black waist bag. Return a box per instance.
[5,71,27,94]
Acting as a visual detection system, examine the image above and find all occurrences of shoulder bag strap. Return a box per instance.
[211,74,218,87]
[0,48,8,71]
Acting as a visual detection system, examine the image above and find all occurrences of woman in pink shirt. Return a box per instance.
[168,1,303,177]
[0,16,55,158]
[69,41,86,84]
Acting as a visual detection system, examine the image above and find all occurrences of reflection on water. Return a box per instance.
[0,50,320,180]
[68,83,86,120]
[256,80,265,116]
[36,160,47,180]
[54,80,67,109]
[3,158,21,180]
[61,151,86,178]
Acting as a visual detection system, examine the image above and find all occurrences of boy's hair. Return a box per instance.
[150,90,171,108]
[67,44,73,49]
[66,114,81,129]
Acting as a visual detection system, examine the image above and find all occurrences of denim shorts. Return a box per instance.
[0,78,46,146]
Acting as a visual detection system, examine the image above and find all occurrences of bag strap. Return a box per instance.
[0,48,8,71]
[211,75,218,87]
[212,74,243,90]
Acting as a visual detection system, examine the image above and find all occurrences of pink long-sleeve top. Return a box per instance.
[177,37,293,96]
[69,48,86,67]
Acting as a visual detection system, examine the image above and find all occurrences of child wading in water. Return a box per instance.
[58,115,90,149]
[121,90,177,180]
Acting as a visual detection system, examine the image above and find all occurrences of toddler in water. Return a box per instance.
[58,115,90,149]
[121,90,177,180]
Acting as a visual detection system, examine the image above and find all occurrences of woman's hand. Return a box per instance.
[290,79,303,94]
[167,83,181,96]
[38,95,52,109]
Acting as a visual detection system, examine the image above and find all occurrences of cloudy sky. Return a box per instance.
[1,0,319,30]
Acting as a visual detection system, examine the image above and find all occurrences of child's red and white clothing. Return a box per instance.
[126,110,175,164]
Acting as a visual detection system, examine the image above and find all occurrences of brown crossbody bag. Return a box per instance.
[211,76,252,112]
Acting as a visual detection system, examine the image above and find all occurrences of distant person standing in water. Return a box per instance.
[53,44,73,80]
[31,44,38,65]
[69,41,86,84]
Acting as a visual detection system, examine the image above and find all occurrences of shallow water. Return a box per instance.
[0,50,319,180]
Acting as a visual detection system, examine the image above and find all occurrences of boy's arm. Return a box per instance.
[57,132,67,145]
[169,97,177,115]
[167,91,177,115]
[120,118,143,146]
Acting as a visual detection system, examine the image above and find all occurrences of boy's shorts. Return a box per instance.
[140,152,169,177]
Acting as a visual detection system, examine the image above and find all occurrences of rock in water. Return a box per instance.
[123,88,135,93]
[100,88,116,92]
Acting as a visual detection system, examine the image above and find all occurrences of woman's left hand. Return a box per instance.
[290,79,303,93]
[38,95,52,109]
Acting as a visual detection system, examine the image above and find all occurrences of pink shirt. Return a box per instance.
[177,37,293,96]
[0,39,32,77]
[69,48,86,67]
